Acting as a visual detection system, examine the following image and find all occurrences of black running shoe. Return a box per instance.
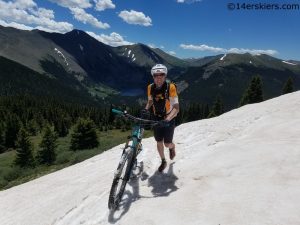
[158,159,167,172]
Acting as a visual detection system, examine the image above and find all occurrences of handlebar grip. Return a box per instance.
[112,109,123,115]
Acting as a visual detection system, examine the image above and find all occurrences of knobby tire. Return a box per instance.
[108,148,136,210]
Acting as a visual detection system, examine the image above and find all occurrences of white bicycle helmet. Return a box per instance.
[151,64,168,76]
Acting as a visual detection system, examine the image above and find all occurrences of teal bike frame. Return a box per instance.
[108,109,158,210]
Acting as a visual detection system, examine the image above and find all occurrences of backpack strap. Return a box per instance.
[165,80,170,100]
[150,80,176,100]
[150,83,156,100]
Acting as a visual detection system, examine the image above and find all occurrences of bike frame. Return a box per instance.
[113,109,145,161]
[108,109,158,210]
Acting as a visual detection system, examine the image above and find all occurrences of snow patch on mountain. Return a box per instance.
[220,54,226,61]
[79,44,84,51]
[54,48,69,66]
[282,60,297,66]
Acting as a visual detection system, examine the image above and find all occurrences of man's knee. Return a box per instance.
[157,141,164,147]
[164,142,172,148]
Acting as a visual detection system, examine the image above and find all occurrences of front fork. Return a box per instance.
[122,135,143,178]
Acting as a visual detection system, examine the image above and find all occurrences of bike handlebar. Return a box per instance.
[112,109,159,125]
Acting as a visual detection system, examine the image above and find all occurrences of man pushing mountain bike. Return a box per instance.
[144,64,180,172]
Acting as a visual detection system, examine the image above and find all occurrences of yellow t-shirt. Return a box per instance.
[147,82,179,116]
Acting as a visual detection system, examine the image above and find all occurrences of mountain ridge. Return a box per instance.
[1,25,300,108]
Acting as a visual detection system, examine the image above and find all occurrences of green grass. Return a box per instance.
[0,128,153,190]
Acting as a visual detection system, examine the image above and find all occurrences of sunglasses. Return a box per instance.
[153,73,165,78]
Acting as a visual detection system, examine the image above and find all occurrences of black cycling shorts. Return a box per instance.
[153,120,175,143]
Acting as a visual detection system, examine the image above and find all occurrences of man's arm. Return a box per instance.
[165,103,179,121]
[165,83,179,121]
[145,99,153,111]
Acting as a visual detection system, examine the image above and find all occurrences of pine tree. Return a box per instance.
[208,95,224,118]
[5,114,21,148]
[125,121,131,131]
[0,130,5,153]
[108,104,115,124]
[14,128,35,167]
[70,118,99,150]
[26,119,38,136]
[240,75,264,106]
[115,118,123,129]
[99,124,104,132]
[54,117,69,137]
[202,104,210,119]
[37,126,57,165]
[282,77,294,94]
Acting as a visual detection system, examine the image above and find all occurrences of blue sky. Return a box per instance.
[0,0,299,60]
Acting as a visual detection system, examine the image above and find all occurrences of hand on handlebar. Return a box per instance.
[140,108,151,119]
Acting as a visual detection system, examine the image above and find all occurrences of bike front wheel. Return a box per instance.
[108,147,135,210]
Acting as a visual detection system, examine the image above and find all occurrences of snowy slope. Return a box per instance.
[1,92,300,225]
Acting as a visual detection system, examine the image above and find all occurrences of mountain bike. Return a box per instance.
[108,109,159,210]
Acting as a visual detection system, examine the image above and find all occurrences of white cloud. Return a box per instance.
[118,10,152,26]
[147,44,165,49]
[180,44,278,55]
[168,51,176,55]
[227,48,278,55]
[70,7,110,29]
[177,0,202,3]
[29,8,55,19]
[180,44,224,52]
[48,0,92,9]
[0,0,73,33]
[48,0,110,29]
[87,31,134,46]
[13,0,36,9]
[0,20,33,30]
[94,0,115,11]
[147,43,157,48]
[147,44,167,50]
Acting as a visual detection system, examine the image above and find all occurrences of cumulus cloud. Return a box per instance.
[147,43,157,48]
[49,0,110,29]
[0,20,34,30]
[177,0,202,3]
[70,7,110,29]
[180,44,224,52]
[227,48,277,55]
[118,10,152,26]
[0,0,73,33]
[180,44,278,55]
[94,0,115,11]
[168,51,176,55]
[87,31,134,46]
[48,0,92,9]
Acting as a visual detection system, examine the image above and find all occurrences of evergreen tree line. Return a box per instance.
[177,75,295,123]
[239,75,294,106]
[0,95,115,154]
[7,118,99,168]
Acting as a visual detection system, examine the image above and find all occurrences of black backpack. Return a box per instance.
[150,80,177,118]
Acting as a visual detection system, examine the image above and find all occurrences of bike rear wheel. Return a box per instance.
[108,148,135,210]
